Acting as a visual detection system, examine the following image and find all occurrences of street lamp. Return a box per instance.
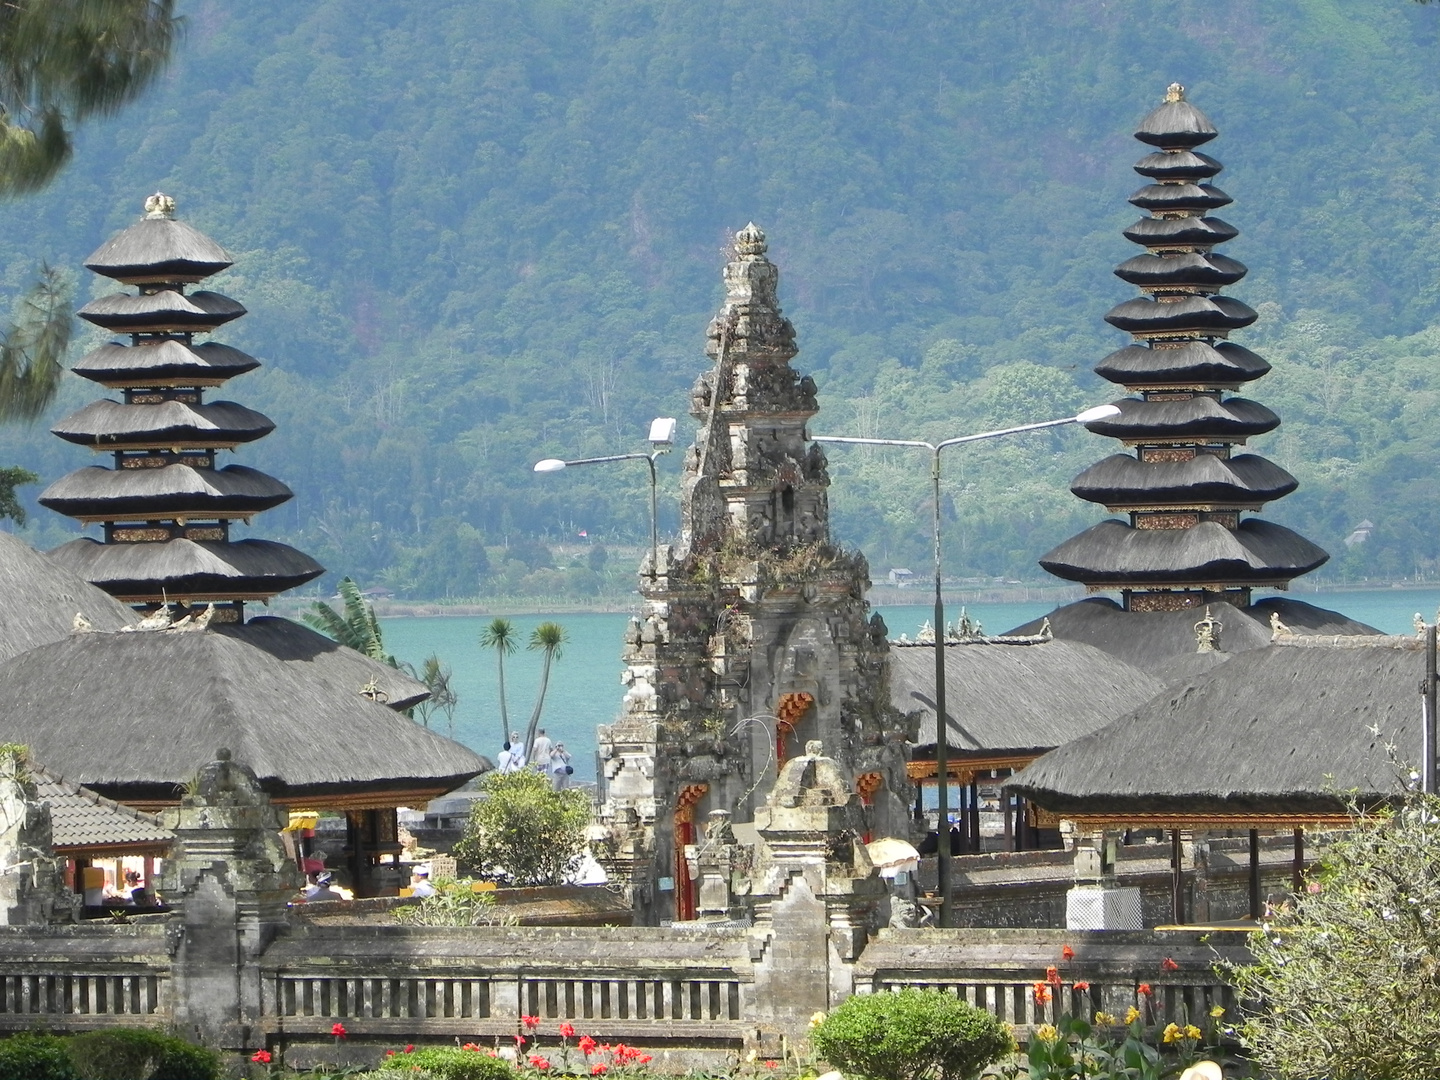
[535,417,678,578]
[814,402,1120,927]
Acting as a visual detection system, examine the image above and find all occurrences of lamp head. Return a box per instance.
[1075,403,1122,424]
[648,417,677,446]
[534,459,567,473]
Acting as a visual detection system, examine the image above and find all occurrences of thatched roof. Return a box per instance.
[40,464,292,521]
[1135,96,1217,148]
[1071,453,1296,509]
[52,399,274,449]
[0,618,479,807]
[1007,636,1422,821]
[1104,294,1257,337]
[888,639,1162,755]
[1083,395,1277,441]
[1095,341,1268,387]
[32,766,172,854]
[49,537,323,602]
[1113,251,1244,288]
[1039,519,1329,586]
[1005,596,1379,677]
[1124,215,1238,248]
[73,340,258,387]
[85,216,233,284]
[0,530,133,662]
[77,290,244,333]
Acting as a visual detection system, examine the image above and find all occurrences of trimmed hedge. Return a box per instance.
[0,1033,78,1080]
[65,1029,220,1080]
[812,987,1015,1080]
[377,1046,518,1080]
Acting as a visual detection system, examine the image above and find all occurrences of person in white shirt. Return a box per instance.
[410,867,437,898]
[530,730,553,772]
[549,743,573,790]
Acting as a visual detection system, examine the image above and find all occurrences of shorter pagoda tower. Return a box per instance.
[42,194,321,618]
[1040,86,1327,612]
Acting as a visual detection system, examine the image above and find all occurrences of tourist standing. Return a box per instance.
[549,743,572,790]
[530,729,553,772]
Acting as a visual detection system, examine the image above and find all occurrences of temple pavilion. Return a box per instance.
[1,195,485,896]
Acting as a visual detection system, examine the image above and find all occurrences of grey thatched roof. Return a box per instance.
[73,340,258,387]
[1133,149,1222,181]
[40,464,292,520]
[1124,215,1237,248]
[0,618,478,806]
[0,530,133,662]
[1114,251,1244,288]
[1095,341,1268,387]
[1005,596,1380,677]
[1039,519,1329,586]
[1007,637,1422,819]
[1105,294,1257,336]
[1071,453,1296,508]
[85,217,233,284]
[49,537,323,601]
[77,290,245,332]
[52,399,274,448]
[1083,395,1277,440]
[32,766,172,852]
[1136,97,1217,148]
[888,638,1162,755]
[1128,183,1233,213]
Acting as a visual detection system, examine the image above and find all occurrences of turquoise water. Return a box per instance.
[383,589,1430,782]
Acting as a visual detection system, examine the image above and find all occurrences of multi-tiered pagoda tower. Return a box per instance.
[42,194,322,618]
[1040,86,1328,613]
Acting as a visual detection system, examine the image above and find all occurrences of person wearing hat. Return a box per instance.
[301,871,343,903]
[410,866,437,898]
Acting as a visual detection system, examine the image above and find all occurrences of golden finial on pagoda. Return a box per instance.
[1164,83,1185,104]
[144,192,176,219]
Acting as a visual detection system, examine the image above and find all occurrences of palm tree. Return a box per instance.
[301,577,396,666]
[479,617,518,750]
[521,622,568,764]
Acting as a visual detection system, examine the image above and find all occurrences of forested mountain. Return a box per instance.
[0,0,1438,596]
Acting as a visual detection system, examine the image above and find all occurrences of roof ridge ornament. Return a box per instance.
[735,221,766,259]
[1165,82,1185,104]
[143,192,175,220]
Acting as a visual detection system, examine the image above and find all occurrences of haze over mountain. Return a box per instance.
[0,0,1436,597]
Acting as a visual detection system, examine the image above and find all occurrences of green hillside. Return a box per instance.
[0,0,1438,595]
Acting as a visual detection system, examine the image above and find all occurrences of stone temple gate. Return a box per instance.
[595,224,912,924]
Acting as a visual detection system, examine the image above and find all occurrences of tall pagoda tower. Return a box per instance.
[596,224,909,924]
[41,193,322,618]
[1039,86,1327,612]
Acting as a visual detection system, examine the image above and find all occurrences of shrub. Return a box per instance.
[455,768,590,886]
[0,1033,78,1080]
[812,987,1014,1080]
[393,878,513,926]
[378,1046,518,1080]
[65,1029,220,1080]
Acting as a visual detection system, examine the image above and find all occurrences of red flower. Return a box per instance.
[578,1036,598,1056]
[523,1014,542,1030]
[764,1062,779,1070]
[591,1066,608,1076]
[1138,983,1154,997]
[405,1045,415,1053]
[1161,956,1180,972]
[386,1050,396,1058]
[638,1055,652,1065]
[1045,965,1062,986]
[251,1049,272,1064]
[559,1022,576,1039]
[463,1044,481,1052]
[515,1036,527,1047]
[1061,945,1075,960]
[1032,982,1052,1005]
[1073,981,1090,991]
[331,1022,347,1039]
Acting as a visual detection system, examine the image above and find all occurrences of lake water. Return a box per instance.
[384,588,1439,782]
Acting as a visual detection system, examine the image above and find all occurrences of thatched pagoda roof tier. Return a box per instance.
[73,340,258,387]
[1039,519,1329,587]
[39,464,292,521]
[1083,396,1278,442]
[0,620,479,807]
[1094,342,1270,387]
[1005,597,1380,677]
[888,639,1160,757]
[1104,294,1257,336]
[0,531,133,662]
[1128,183,1232,213]
[1006,638,1419,822]
[1113,252,1247,290]
[1122,215,1238,250]
[1135,91,1218,149]
[1071,453,1297,509]
[1133,150,1222,181]
[49,536,323,602]
[77,290,245,334]
[52,399,274,449]
[84,209,233,285]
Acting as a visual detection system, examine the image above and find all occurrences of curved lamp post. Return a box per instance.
[534,418,677,578]
[814,403,1120,927]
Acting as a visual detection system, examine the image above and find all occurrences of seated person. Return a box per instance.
[410,867,437,898]
[300,871,344,902]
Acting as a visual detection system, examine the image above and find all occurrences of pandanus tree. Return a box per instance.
[521,621,568,763]
[479,617,518,750]
[302,577,396,667]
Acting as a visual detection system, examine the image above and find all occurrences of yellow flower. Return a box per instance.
[1124,1006,1141,1025]
[1034,1024,1059,1044]
[1093,1011,1116,1026]
[1209,1005,1225,1018]
[1184,1025,1202,1041]
[1161,1023,1181,1045]
[809,1012,826,1029]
